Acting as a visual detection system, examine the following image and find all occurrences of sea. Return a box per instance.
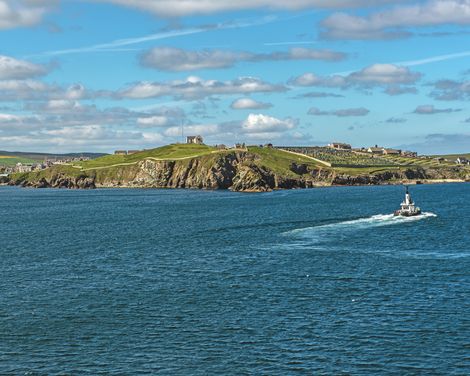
[1,184,469,375]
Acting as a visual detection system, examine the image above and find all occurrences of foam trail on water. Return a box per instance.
[285,212,437,237]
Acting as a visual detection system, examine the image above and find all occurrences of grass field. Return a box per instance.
[380,155,455,167]
[75,144,219,170]
[0,156,39,167]
[248,146,324,176]
[431,153,470,162]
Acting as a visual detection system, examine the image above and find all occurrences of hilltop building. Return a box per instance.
[383,148,401,155]
[456,157,470,165]
[187,135,204,145]
[402,151,418,157]
[367,146,384,154]
[114,150,127,155]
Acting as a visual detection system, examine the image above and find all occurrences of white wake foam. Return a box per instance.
[285,212,437,237]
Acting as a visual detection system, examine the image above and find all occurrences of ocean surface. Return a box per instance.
[1,184,469,375]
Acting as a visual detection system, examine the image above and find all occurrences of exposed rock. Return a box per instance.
[290,163,309,175]
[8,152,469,192]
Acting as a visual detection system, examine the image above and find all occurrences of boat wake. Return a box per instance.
[285,212,437,237]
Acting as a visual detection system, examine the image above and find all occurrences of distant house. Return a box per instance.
[264,143,274,148]
[234,143,246,149]
[368,146,384,154]
[456,157,470,165]
[114,150,127,155]
[216,144,227,150]
[127,150,140,155]
[15,163,33,173]
[383,148,402,155]
[186,135,204,145]
[328,142,352,150]
[402,150,418,157]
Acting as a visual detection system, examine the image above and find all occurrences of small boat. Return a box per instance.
[394,186,422,217]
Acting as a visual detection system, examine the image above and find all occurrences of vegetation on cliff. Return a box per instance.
[7,144,470,191]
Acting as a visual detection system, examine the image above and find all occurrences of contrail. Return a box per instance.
[394,50,470,67]
[31,15,280,57]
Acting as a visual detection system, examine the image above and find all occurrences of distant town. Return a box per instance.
[0,156,90,176]
[1,135,469,178]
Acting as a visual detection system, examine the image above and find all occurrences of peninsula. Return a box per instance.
[3,142,470,192]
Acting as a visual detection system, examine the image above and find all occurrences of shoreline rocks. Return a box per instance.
[7,152,469,192]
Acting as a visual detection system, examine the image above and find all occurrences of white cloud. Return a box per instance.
[119,76,287,100]
[137,115,180,128]
[140,48,248,71]
[94,0,401,17]
[322,0,470,40]
[290,64,420,94]
[0,0,55,30]
[0,55,49,79]
[241,113,296,133]
[413,105,461,114]
[140,46,346,72]
[44,99,82,112]
[348,64,420,85]
[429,78,470,100]
[231,98,272,110]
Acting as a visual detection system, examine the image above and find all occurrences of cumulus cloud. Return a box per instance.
[308,107,370,117]
[230,98,272,110]
[0,80,101,102]
[119,76,287,100]
[140,46,346,72]
[321,0,470,40]
[413,105,462,114]
[0,55,49,79]
[0,102,187,151]
[0,0,56,30]
[137,107,185,128]
[0,124,165,153]
[384,86,418,96]
[429,78,470,101]
[241,113,297,133]
[348,64,420,85]
[290,64,420,95]
[93,0,399,17]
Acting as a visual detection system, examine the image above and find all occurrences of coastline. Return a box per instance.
[4,177,468,193]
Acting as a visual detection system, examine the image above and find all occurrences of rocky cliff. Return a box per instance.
[8,151,470,192]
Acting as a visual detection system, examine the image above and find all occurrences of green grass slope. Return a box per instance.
[11,144,469,186]
[0,156,39,167]
[75,144,218,170]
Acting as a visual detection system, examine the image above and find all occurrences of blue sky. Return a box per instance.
[1,0,470,153]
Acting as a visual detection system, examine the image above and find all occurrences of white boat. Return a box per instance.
[394,186,422,217]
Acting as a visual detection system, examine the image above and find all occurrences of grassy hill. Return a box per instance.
[0,156,38,167]
[8,143,470,191]
[432,153,470,162]
[75,144,219,170]
[0,150,107,161]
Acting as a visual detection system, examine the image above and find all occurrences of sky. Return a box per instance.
[1,1,470,154]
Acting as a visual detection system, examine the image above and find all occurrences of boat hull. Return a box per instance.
[393,210,422,217]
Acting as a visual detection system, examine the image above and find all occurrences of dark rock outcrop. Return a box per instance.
[8,152,469,192]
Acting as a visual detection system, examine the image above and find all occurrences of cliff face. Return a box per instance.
[8,152,470,192]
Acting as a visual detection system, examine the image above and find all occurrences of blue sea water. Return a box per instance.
[1,184,469,375]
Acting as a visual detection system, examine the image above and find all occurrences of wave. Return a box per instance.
[285,212,437,237]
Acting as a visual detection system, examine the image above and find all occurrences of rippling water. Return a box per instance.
[1,184,469,375]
